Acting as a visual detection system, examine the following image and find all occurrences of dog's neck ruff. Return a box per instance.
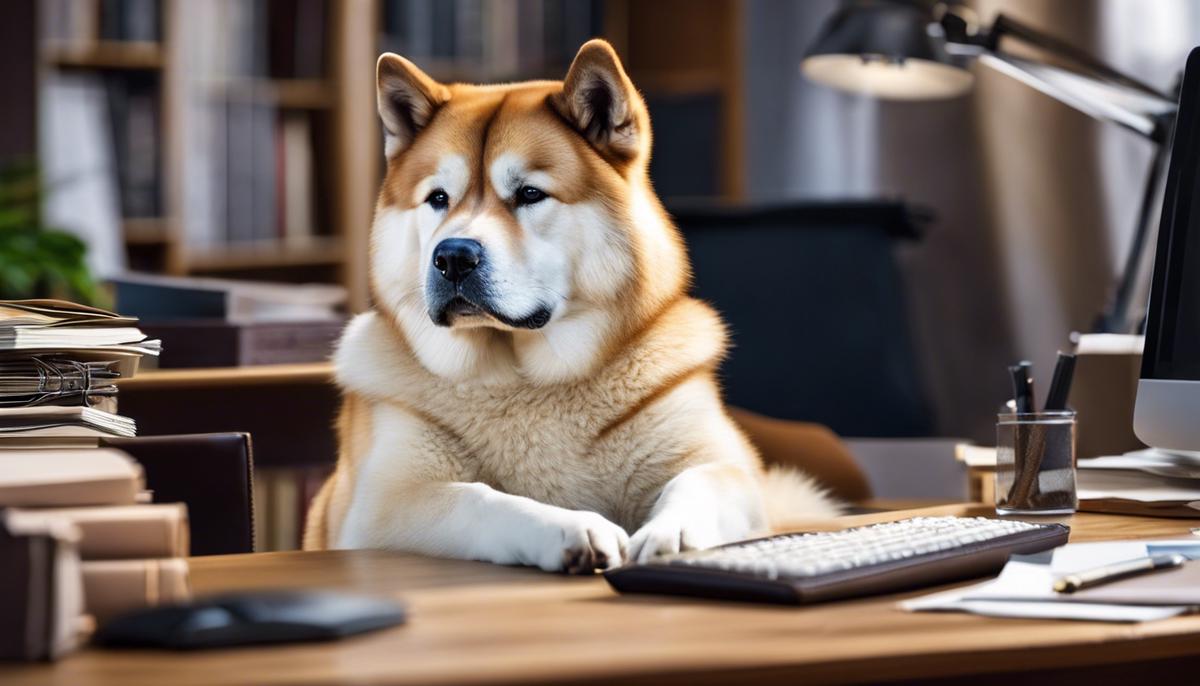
[334,298,728,404]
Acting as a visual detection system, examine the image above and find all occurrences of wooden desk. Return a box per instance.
[7,505,1200,686]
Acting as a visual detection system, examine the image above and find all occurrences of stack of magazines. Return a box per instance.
[0,300,159,445]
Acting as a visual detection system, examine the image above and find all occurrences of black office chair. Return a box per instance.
[101,433,256,556]
[674,200,935,437]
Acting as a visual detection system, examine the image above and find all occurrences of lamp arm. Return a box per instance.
[975,52,1172,144]
[985,13,1171,101]
[944,11,1177,144]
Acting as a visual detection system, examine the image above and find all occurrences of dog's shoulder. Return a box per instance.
[601,296,728,384]
[334,311,431,402]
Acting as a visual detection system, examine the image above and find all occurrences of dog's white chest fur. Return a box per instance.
[432,381,622,513]
[334,302,729,529]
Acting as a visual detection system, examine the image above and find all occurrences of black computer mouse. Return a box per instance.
[93,590,406,650]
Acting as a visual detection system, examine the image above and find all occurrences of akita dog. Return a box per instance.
[303,39,838,572]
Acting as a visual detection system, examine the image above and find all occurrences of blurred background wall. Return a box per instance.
[5,0,1199,443]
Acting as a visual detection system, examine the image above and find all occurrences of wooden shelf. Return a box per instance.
[116,362,334,390]
[43,40,163,70]
[123,217,172,245]
[211,79,334,109]
[183,237,345,271]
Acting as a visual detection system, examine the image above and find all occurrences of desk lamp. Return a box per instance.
[802,0,1179,333]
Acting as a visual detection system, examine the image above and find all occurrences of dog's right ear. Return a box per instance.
[377,53,450,158]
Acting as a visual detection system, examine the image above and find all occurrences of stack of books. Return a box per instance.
[111,274,344,368]
[0,449,191,660]
[0,300,186,661]
[0,300,159,444]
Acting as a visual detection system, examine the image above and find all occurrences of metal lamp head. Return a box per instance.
[802,0,974,100]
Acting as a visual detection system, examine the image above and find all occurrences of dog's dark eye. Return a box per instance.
[515,185,547,206]
[426,189,450,210]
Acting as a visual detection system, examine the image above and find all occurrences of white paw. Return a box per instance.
[628,515,722,564]
[536,511,629,574]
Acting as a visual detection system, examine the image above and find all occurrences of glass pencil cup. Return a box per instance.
[995,410,1077,515]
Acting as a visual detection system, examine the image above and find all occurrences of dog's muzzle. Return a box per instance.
[425,239,553,330]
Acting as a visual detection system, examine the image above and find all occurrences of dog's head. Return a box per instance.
[370,40,687,383]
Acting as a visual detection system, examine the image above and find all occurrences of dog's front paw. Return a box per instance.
[628,515,722,563]
[536,511,629,574]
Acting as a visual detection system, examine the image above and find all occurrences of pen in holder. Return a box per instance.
[995,410,1077,515]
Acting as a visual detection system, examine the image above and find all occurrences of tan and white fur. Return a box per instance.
[303,40,838,572]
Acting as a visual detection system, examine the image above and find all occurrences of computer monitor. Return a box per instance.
[1134,47,1200,451]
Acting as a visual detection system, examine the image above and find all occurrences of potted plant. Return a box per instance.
[0,161,103,305]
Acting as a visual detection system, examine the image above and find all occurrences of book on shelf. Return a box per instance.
[380,0,602,81]
[139,319,345,368]
[98,0,162,43]
[111,273,345,367]
[39,71,127,278]
[209,102,321,246]
[267,0,327,79]
[41,0,100,45]
[280,112,317,242]
[103,72,161,219]
[111,273,346,323]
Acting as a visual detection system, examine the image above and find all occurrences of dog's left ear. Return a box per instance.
[553,39,648,163]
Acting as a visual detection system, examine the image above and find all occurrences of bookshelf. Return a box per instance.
[37,0,378,310]
[37,1,744,315]
[376,0,745,200]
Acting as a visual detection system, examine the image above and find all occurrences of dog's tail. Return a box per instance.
[760,465,843,527]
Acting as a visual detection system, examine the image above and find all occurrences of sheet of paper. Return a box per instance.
[1081,453,1200,479]
[1049,541,1151,574]
[900,540,1200,622]
[1078,469,1200,503]
[918,599,1189,622]
[900,571,1191,622]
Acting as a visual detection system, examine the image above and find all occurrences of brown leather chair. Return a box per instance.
[729,407,872,503]
[101,433,255,556]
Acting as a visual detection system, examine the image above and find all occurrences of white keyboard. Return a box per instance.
[605,516,1069,605]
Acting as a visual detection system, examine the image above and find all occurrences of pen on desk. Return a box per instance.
[1053,553,1187,593]
[1009,361,1034,413]
[1044,352,1077,411]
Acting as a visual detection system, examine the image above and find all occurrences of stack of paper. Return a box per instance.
[0,300,160,358]
[1075,449,1200,517]
[903,539,1200,622]
[0,299,159,444]
[954,445,1200,517]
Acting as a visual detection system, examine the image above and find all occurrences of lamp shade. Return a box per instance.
[802,0,974,100]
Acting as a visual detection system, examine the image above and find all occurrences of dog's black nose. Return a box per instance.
[432,239,483,283]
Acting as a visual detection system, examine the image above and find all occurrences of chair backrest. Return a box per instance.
[674,201,935,437]
[729,407,872,502]
[101,433,255,555]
